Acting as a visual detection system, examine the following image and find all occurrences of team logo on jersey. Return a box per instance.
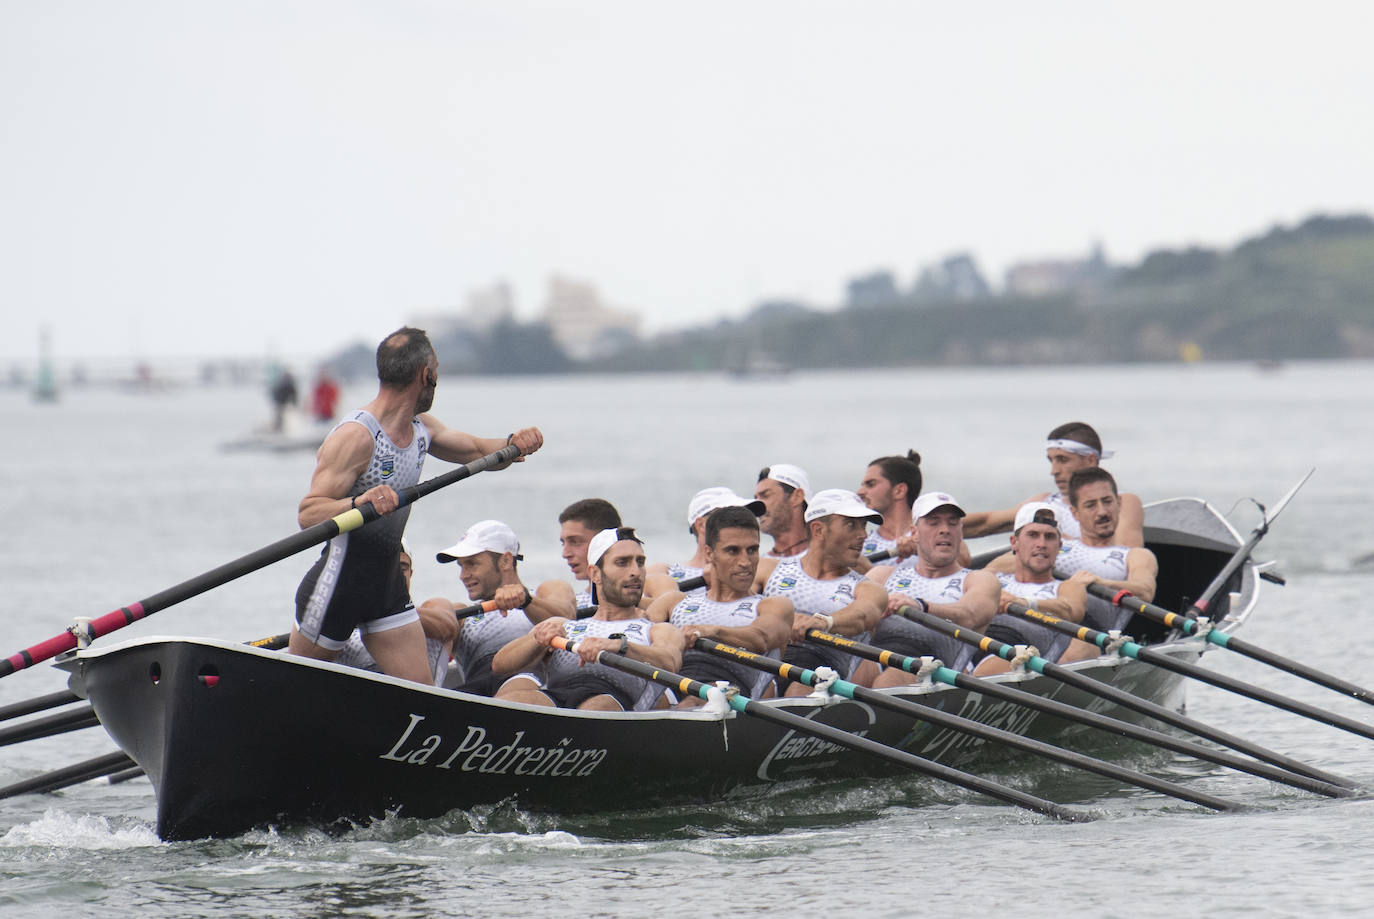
[681,603,701,616]
[1108,550,1126,565]
[777,577,797,590]
[737,601,755,614]
[832,583,855,601]
[380,455,396,478]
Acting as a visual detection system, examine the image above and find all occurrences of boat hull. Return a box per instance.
[76,497,1258,839]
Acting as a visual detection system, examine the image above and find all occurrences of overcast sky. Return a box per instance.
[3,0,1370,363]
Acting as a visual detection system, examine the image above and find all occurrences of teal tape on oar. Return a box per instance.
[1094,582,1374,708]
[551,636,1090,821]
[802,629,1353,797]
[1010,601,1374,743]
[694,637,1237,811]
[891,606,1354,788]
[0,443,522,679]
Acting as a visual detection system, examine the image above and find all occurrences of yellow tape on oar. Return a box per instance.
[331,508,368,532]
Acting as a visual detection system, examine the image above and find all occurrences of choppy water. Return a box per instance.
[3,360,1374,917]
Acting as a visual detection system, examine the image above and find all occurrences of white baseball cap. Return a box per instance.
[911,491,967,520]
[762,463,810,496]
[1013,502,1061,533]
[436,520,522,562]
[587,526,645,566]
[804,488,883,525]
[687,487,766,527]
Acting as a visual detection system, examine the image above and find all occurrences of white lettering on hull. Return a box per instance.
[379,715,608,778]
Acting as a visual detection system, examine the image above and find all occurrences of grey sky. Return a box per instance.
[3,0,1370,362]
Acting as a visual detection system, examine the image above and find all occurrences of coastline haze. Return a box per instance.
[3,0,1371,362]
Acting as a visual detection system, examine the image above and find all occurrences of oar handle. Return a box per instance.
[1,443,526,679]
[454,600,501,620]
[675,575,706,592]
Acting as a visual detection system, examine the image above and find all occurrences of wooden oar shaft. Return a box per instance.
[694,637,1236,811]
[1009,603,1374,742]
[803,630,1352,797]
[0,705,99,748]
[0,751,136,802]
[0,444,522,679]
[896,606,1353,788]
[549,636,1088,821]
[1093,582,1374,707]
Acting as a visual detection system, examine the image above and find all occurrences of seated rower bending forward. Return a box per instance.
[492,528,684,711]
[858,492,1000,687]
[423,519,575,696]
[972,503,1097,676]
[1057,467,1159,632]
[646,505,795,706]
[756,489,888,696]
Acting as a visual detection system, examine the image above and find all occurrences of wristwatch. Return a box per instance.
[608,632,629,655]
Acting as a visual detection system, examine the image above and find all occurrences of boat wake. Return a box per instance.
[0,808,161,850]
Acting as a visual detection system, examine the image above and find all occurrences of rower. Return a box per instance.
[646,486,765,597]
[557,498,622,610]
[756,488,888,695]
[754,463,811,560]
[1056,467,1159,632]
[421,520,574,696]
[856,451,922,569]
[963,421,1145,546]
[491,528,684,711]
[971,503,1097,676]
[646,505,794,706]
[857,492,1000,687]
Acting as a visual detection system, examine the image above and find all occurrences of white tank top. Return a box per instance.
[883,567,973,604]
[763,560,864,617]
[454,608,534,676]
[996,573,1063,604]
[1045,492,1081,540]
[546,616,663,710]
[670,594,763,629]
[1055,541,1130,580]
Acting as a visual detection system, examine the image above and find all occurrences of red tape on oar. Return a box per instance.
[1,443,522,679]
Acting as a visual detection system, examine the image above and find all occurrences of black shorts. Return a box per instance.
[545,671,637,711]
[295,535,415,648]
[870,618,973,672]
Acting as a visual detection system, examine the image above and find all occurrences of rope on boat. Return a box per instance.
[807,666,839,700]
[1007,644,1039,670]
[1103,631,1132,655]
[913,655,943,683]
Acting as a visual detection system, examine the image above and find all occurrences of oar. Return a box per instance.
[0,705,99,748]
[1091,582,1374,708]
[1007,601,1374,742]
[691,637,1237,811]
[0,751,135,801]
[1,443,523,679]
[548,636,1089,822]
[455,600,500,619]
[0,689,83,723]
[895,606,1353,788]
[1188,469,1312,617]
[802,629,1351,797]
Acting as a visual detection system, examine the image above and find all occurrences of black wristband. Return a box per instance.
[350,495,357,509]
[521,587,533,608]
[505,432,515,446]
[916,597,929,613]
[608,632,629,654]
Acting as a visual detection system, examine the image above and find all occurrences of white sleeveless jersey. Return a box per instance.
[454,608,534,678]
[763,560,864,618]
[883,567,973,605]
[574,588,594,611]
[546,616,663,709]
[1056,541,1130,580]
[996,573,1063,603]
[670,594,763,630]
[342,410,429,544]
[666,562,704,583]
[863,530,899,560]
[1045,492,1081,540]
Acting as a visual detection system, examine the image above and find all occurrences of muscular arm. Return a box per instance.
[491,617,565,676]
[685,597,794,655]
[829,580,887,636]
[1113,494,1146,548]
[297,423,378,528]
[928,569,1000,631]
[644,591,684,624]
[962,494,1047,539]
[422,418,543,466]
[751,557,780,594]
[1029,571,1090,623]
[525,580,577,623]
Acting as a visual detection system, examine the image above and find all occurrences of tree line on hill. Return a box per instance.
[326,212,1374,377]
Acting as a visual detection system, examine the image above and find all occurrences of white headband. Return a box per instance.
[1047,438,1115,460]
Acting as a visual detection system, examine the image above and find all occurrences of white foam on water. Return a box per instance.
[0,808,162,850]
